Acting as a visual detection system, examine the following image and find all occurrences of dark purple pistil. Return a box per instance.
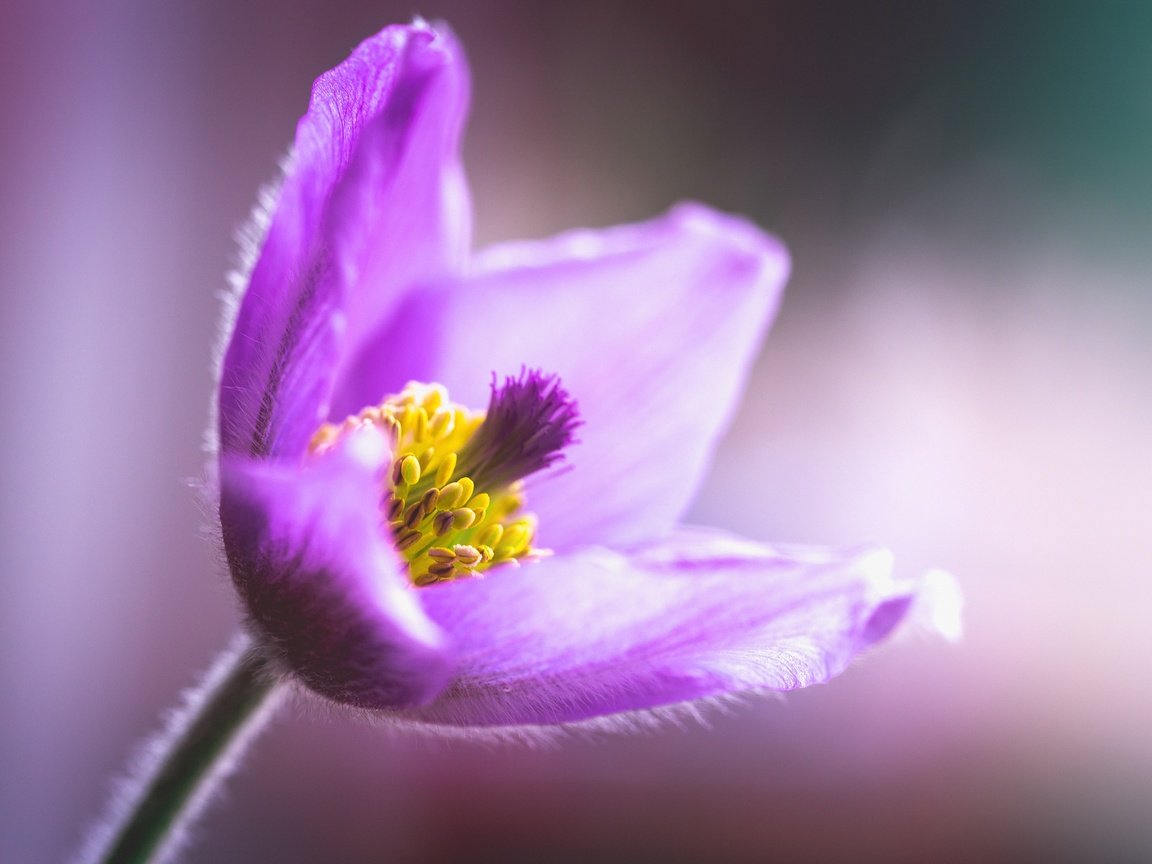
[456,368,581,491]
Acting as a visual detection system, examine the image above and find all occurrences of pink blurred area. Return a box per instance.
[2,2,1150,862]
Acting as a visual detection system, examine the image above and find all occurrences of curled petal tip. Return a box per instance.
[666,200,791,285]
[912,569,964,642]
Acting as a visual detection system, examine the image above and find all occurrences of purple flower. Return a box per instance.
[216,21,955,728]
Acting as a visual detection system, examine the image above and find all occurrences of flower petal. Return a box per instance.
[398,528,916,727]
[219,425,453,709]
[219,21,470,458]
[334,203,789,550]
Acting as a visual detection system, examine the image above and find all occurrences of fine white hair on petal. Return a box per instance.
[269,637,790,747]
[196,154,290,561]
[336,688,762,749]
[203,151,292,463]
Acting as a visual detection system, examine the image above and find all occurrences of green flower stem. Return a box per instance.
[88,635,285,864]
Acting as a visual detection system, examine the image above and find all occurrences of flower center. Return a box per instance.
[309,370,579,587]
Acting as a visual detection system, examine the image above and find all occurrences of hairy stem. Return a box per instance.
[81,634,285,864]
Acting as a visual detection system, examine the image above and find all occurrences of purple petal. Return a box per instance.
[219,21,470,458]
[219,425,453,709]
[333,203,789,550]
[398,528,915,727]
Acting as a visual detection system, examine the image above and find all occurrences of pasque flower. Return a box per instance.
[216,21,955,728]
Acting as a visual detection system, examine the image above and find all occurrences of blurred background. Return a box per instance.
[2,1,1150,862]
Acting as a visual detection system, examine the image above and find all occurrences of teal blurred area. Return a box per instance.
[2,2,1150,862]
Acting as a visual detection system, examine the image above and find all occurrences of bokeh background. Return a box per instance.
[3,1,1151,862]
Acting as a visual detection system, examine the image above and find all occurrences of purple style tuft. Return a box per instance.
[457,368,581,491]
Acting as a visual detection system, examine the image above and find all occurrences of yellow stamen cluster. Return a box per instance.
[308,382,543,586]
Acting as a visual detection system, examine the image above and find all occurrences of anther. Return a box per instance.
[457,477,475,505]
[309,424,337,452]
[429,407,454,439]
[478,524,504,548]
[399,405,417,440]
[450,508,477,530]
[435,453,457,486]
[433,511,455,537]
[399,454,421,486]
[437,481,465,510]
[499,523,531,556]
[422,384,447,413]
[428,561,456,578]
[453,545,483,567]
[402,502,426,531]
[395,529,424,551]
[385,496,404,522]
